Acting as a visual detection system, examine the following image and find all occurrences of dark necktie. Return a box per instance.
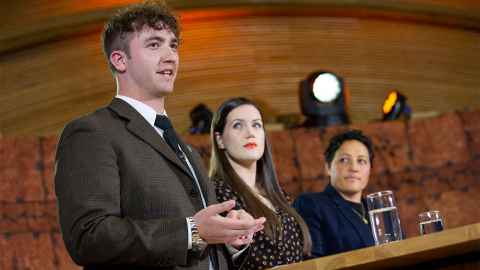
[154,115,194,177]
[154,115,183,156]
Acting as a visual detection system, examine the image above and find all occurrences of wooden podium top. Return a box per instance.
[277,222,480,270]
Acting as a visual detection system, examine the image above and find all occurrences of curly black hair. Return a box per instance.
[324,129,374,167]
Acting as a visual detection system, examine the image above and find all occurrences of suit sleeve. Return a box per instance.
[293,195,326,257]
[54,120,189,267]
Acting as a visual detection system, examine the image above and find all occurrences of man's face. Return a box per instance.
[123,25,179,98]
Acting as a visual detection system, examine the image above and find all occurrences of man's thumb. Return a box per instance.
[206,200,236,215]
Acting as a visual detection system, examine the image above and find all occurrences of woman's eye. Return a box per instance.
[232,122,242,129]
[339,157,349,163]
[253,122,263,128]
[358,159,368,165]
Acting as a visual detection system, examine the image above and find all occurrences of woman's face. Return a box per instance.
[327,140,371,199]
[216,104,265,167]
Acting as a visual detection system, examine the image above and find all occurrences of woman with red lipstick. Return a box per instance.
[293,130,375,257]
[209,97,311,270]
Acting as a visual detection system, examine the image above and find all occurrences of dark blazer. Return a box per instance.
[293,184,374,258]
[54,98,228,270]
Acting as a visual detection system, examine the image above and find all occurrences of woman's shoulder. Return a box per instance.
[211,177,239,202]
[293,190,335,212]
[211,177,232,191]
[295,190,330,202]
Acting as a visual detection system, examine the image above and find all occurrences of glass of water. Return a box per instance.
[419,210,444,235]
[366,190,403,245]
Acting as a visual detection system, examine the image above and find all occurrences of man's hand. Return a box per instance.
[225,209,263,248]
[193,200,265,244]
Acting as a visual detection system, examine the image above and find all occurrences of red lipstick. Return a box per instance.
[243,143,257,149]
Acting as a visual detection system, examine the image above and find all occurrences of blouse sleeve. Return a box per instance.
[212,178,251,266]
[213,179,243,210]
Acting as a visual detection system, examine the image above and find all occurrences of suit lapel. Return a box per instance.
[108,98,192,178]
[178,139,210,203]
[326,185,373,246]
[358,198,375,246]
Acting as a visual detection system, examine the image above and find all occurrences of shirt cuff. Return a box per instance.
[186,217,192,250]
[226,244,250,261]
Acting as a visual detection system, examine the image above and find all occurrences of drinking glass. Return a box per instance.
[366,190,403,245]
[419,210,444,235]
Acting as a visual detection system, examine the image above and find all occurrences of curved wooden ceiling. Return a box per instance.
[3,0,480,55]
[1,0,480,135]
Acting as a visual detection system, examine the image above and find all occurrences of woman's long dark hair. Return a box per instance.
[209,97,311,255]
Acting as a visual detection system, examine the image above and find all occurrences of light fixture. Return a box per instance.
[382,90,411,121]
[299,71,349,127]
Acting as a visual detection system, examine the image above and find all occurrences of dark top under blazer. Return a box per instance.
[293,184,374,258]
[54,98,228,270]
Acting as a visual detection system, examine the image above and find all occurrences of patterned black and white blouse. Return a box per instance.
[213,179,304,270]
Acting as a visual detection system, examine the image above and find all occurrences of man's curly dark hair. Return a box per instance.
[101,0,180,73]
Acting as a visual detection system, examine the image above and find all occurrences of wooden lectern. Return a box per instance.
[277,223,480,269]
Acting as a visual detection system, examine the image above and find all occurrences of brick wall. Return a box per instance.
[1,110,479,269]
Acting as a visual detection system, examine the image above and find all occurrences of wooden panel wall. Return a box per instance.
[1,0,479,135]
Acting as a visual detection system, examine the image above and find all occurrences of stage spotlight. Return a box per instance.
[299,71,350,127]
[189,104,213,134]
[382,90,411,121]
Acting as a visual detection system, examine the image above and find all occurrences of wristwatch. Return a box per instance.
[187,217,208,254]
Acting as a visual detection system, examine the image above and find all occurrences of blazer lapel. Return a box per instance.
[326,185,373,246]
[358,198,375,246]
[108,98,192,178]
[178,139,210,203]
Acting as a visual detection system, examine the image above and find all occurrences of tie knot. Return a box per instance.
[155,115,173,130]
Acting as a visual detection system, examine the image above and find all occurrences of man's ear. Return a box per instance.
[110,50,127,73]
[215,132,225,149]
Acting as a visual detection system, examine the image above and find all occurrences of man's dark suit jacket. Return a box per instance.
[54,98,228,270]
[293,184,375,258]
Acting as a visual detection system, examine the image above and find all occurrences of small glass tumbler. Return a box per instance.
[419,210,444,235]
